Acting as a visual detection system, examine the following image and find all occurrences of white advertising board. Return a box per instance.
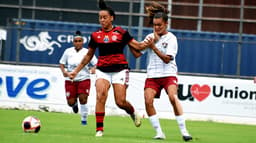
[0,64,69,112]
[0,64,255,125]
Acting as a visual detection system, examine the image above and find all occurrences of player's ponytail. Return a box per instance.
[99,0,107,9]
[74,30,82,39]
[98,0,116,20]
[145,2,169,25]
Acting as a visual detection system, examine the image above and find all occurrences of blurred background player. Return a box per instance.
[68,0,153,137]
[133,2,193,141]
[59,30,97,125]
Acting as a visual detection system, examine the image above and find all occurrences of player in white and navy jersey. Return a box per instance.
[59,31,97,125]
[134,2,193,141]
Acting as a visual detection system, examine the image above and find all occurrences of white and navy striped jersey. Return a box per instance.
[144,32,178,78]
[59,47,97,81]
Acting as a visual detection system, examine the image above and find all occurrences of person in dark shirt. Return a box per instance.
[68,0,153,137]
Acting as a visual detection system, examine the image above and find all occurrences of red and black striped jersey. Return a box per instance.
[88,26,133,72]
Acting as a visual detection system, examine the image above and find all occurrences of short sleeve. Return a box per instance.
[123,31,133,44]
[59,49,68,64]
[88,34,98,49]
[166,34,178,56]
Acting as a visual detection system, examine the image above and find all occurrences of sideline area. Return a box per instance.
[0,63,256,125]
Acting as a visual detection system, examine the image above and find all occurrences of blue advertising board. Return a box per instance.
[3,19,256,76]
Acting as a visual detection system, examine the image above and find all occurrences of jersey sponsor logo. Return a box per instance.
[20,31,61,55]
[103,35,109,43]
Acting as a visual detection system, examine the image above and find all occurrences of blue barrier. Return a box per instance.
[3,19,256,76]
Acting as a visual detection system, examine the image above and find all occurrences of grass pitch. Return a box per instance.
[0,109,256,143]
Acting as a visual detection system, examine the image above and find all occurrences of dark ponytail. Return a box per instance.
[145,2,169,25]
[74,30,83,39]
[99,0,107,9]
[99,0,116,20]
[75,30,82,36]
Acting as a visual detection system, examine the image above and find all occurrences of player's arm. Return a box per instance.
[128,37,153,51]
[150,44,173,64]
[60,64,68,77]
[129,45,142,58]
[69,47,96,79]
[89,55,98,74]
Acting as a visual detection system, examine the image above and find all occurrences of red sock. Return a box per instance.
[96,112,105,131]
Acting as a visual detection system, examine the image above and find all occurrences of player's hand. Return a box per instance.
[153,31,160,43]
[90,66,96,74]
[62,71,69,77]
[68,71,78,80]
[144,36,154,48]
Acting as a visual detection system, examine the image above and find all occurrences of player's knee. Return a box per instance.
[79,94,88,104]
[144,96,154,105]
[67,99,76,107]
[79,99,87,104]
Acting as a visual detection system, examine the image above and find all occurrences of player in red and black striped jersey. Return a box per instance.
[88,26,133,72]
[69,0,153,137]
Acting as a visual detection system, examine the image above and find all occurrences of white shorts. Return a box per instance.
[95,69,129,85]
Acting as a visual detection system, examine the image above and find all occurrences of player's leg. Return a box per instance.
[166,83,192,141]
[112,69,141,127]
[77,79,90,125]
[65,80,78,113]
[112,83,141,127]
[144,78,165,139]
[94,69,111,136]
[95,78,110,136]
[78,93,88,125]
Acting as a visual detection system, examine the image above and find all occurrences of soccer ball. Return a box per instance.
[22,116,41,133]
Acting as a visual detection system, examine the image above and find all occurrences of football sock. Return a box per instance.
[71,102,78,113]
[176,115,190,136]
[96,112,105,131]
[149,114,163,135]
[127,106,136,120]
[80,104,88,121]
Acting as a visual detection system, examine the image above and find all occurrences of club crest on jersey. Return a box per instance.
[162,42,168,48]
[112,35,117,41]
[103,35,109,43]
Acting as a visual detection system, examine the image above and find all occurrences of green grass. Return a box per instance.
[0,109,256,143]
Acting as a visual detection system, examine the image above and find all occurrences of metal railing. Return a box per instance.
[0,0,255,77]
[1,0,256,27]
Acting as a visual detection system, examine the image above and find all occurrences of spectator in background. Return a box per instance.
[59,30,97,125]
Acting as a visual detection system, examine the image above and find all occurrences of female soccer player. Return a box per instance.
[59,31,97,125]
[68,0,152,137]
[136,2,193,141]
